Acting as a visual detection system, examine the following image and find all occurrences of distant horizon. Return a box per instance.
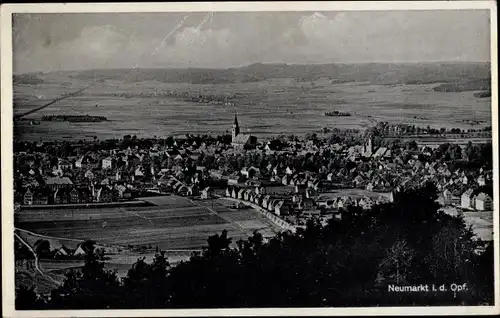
[14,60,492,76]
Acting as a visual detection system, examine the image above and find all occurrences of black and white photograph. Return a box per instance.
[1,1,498,316]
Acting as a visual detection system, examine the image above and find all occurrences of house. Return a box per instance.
[267,199,278,212]
[57,159,72,170]
[102,157,113,170]
[96,186,115,203]
[32,189,51,205]
[262,195,272,209]
[54,188,71,204]
[244,189,252,201]
[55,245,72,257]
[255,186,265,195]
[241,166,260,179]
[73,243,94,257]
[115,185,127,198]
[70,188,80,203]
[231,188,238,199]
[298,198,315,210]
[461,189,474,209]
[254,194,263,205]
[237,189,246,200]
[337,196,353,210]
[462,176,469,185]
[305,188,316,199]
[353,175,365,188]
[249,192,256,203]
[274,200,292,216]
[135,167,145,178]
[373,147,388,159]
[376,196,390,205]
[187,185,200,196]
[327,172,335,182]
[23,188,34,205]
[281,175,289,186]
[201,187,213,200]
[477,175,486,186]
[443,189,453,205]
[75,157,85,169]
[45,177,74,190]
[358,196,374,210]
[365,182,374,192]
[475,193,493,211]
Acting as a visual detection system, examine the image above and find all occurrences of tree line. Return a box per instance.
[16,183,494,309]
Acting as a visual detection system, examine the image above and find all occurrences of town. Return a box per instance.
[14,114,494,239]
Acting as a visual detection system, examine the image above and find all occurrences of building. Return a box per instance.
[102,157,113,170]
[363,134,374,157]
[231,113,257,151]
[475,193,493,211]
[57,159,72,170]
[477,175,486,186]
[45,177,73,190]
[201,187,212,200]
[23,188,33,205]
[461,189,474,209]
[54,188,71,204]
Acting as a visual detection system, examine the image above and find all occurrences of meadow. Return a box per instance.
[13,69,492,142]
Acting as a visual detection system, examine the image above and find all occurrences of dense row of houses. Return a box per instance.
[225,184,394,224]
[460,190,493,211]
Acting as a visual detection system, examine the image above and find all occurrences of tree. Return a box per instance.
[16,185,493,309]
[16,286,45,310]
[48,249,121,309]
[34,239,51,257]
[376,240,415,286]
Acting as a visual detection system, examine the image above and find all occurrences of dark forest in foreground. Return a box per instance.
[16,183,494,309]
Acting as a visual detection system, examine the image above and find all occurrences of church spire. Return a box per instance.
[232,112,240,140]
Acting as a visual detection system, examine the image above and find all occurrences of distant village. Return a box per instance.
[14,116,494,233]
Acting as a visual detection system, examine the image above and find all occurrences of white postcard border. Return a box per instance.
[1,1,498,317]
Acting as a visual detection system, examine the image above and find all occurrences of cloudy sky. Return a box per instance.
[13,10,491,74]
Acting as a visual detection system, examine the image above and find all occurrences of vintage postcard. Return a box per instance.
[1,1,499,317]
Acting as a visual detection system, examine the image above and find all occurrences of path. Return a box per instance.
[14,232,62,288]
[15,227,83,243]
[14,86,88,120]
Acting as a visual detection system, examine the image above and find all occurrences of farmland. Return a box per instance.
[14,195,281,289]
[15,195,280,253]
[13,65,491,142]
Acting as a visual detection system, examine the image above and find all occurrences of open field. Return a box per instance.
[13,71,492,141]
[15,196,281,251]
[440,207,493,241]
[14,196,281,290]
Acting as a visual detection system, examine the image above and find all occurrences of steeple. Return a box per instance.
[232,112,240,141]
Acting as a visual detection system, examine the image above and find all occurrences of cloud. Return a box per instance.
[12,10,491,73]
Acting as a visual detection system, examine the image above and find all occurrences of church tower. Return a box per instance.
[364,133,374,154]
[232,113,240,141]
